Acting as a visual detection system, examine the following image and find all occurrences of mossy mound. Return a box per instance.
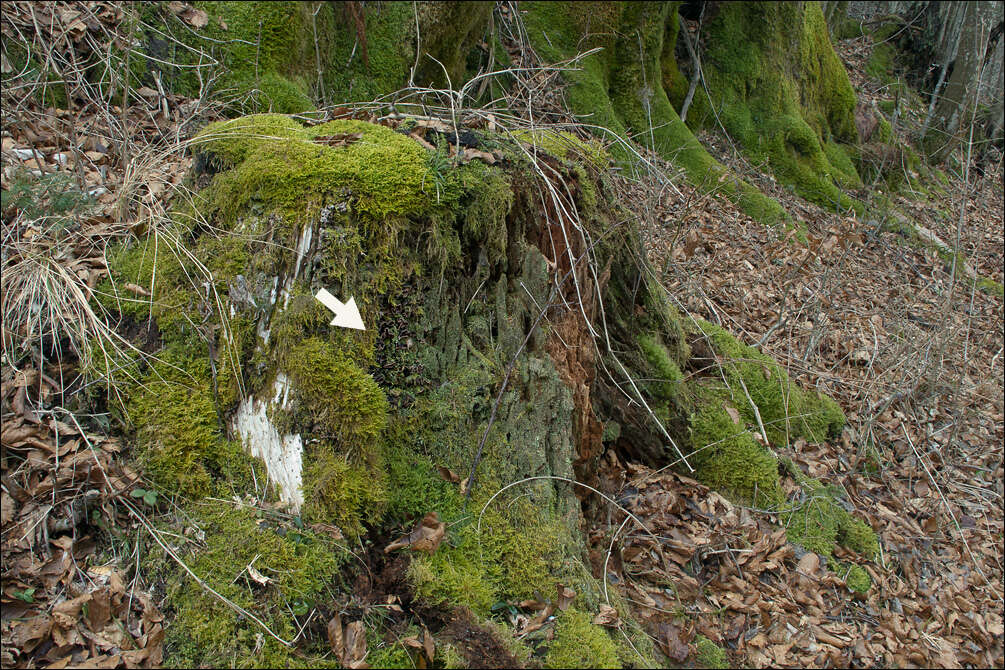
[99,104,877,663]
[522,1,789,226]
[694,634,730,669]
[667,2,863,212]
[102,116,665,665]
[544,608,622,669]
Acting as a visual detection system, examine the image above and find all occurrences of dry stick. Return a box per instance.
[737,375,770,447]
[677,15,703,124]
[941,50,988,455]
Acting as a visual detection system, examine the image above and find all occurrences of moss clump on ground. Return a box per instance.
[676,318,877,572]
[777,458,879,594]
[844,564,872,593]
[977,277,1004,298]
[158,499,347,667]
[300,445,387,537]
[782,477,879,559]
[695,319,845,446]
[865,42,896,82]
[694,634,730,669]
[688,386,784,507]
[544,607,622,669]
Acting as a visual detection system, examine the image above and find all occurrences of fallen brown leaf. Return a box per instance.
[593,604,620,627]
[384,512,446,555]
[556,584,575,611]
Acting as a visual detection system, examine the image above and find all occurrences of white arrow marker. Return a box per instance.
[315,288,366,330]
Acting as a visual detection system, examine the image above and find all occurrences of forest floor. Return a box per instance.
[1,11,1003,669]
[589,34,1004,669]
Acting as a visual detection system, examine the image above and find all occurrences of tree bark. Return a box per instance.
[922,1,986,162]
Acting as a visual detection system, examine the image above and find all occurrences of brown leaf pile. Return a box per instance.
[1,367,168,668]
[591,456,1003,668]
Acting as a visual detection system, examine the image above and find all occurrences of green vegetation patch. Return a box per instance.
[194,115,439,222]
[521,1,788,226]
[688,385,785,507]
[282,337,389,456]
[694,634,730,669]
[780,469,879,560]
[156,499,347,667]
[126,347,258,498]
[843,564,872,593]
[694,319,845,446]
[544,607,622,669]
[666,2,862,212]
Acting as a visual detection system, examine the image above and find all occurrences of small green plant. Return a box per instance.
[130,487,159,507]
[1,168,92,227]
[12,587,36,603]
[424,134,453,201]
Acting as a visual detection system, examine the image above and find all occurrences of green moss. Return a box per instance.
[638,333,685,402]
[834,18,866,40]
[680,2,861,212]
[111,111,665,669]
[844,564,872,593]
[695,319,845,446]
[283,337,388,457]
[409,498,569,616]
[521,2,789,226]
[544,608,621,669]
[195,115,441,223]
[780,461,879,561]
[822,140,863,188]
[865,43,896,81]
[130,2,327,113]
[602,420,622,443]
[157,499,346,667]
[694,634,730,669]
[300,445,387,537]
[688,386,784,506]
[977,277,1004,298]
[383,444,463,524]
[681,319,853,512]
[458,161,514,268]
[127,347,257,498]
[838,514,880,558]
[511,128,609,167]
[366,638,417,669]
[315,1,415,102]
[874,116,894,144]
